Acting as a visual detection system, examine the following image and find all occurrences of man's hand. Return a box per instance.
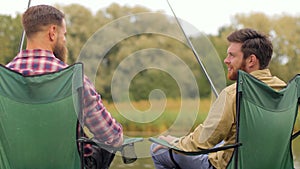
[152,135,178,153]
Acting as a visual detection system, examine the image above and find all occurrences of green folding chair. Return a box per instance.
[150,70,300,169]
[0,63,84,169]
[0,63,143,169]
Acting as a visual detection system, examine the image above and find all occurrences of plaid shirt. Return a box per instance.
[6,49,123,156]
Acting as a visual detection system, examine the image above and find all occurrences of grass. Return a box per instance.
[103,99,300,137]
[103,98,212,137]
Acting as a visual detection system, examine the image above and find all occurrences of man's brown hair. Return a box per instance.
[22,5,65,38]
[227,28,273,69]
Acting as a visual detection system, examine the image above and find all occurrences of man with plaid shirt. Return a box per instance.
[6,4,123,168]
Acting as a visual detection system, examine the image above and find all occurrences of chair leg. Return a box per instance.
[84,146,115,169]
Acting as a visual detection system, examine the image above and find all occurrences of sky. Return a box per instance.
[0,0,299,35]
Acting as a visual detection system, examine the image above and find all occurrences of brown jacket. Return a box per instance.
[175,69,286,169]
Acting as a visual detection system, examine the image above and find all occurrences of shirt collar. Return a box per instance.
[16,49,56,58]
[249,69,272,79]
[249,69,287,87]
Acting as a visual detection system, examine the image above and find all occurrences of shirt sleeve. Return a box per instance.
[82,75,123,147]
[176,88,235,151]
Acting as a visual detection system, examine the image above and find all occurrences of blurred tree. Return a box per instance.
[57,4,101,64]
[230,12,300,81]
[209,13,300,83]
[0,14,22,64]
[208,26,235,85]
[1,3,299,101]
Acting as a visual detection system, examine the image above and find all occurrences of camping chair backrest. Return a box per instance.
[0,63,84,169]
[227,70,300,169]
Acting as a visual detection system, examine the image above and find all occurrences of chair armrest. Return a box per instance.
[292,130,300,140]
[78,137,143,151]
[78,137,143,164]
[123,137,144,146]
[149,137,242,155]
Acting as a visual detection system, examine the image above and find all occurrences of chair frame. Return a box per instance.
[149,71,300,169]
[0,63,85,169]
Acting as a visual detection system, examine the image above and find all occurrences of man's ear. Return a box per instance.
[48,25,57,41]
[247,54,258,67]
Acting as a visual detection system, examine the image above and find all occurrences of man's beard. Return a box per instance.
[227,60,247,81]
[53,41,68,63]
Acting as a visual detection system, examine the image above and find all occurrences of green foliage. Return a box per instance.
[0,14,23,64]
[1,4,299,101]
[129,69,180,100]
[214,12,300,82]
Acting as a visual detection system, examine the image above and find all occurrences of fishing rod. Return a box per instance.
[18,0,32,53]
[166,0,219,98]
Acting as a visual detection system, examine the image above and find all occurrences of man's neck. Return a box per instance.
[25,34,53,51]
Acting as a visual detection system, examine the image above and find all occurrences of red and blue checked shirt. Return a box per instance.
[6,49,123,156]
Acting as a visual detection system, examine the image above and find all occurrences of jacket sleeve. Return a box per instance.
[176,87,236,151]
